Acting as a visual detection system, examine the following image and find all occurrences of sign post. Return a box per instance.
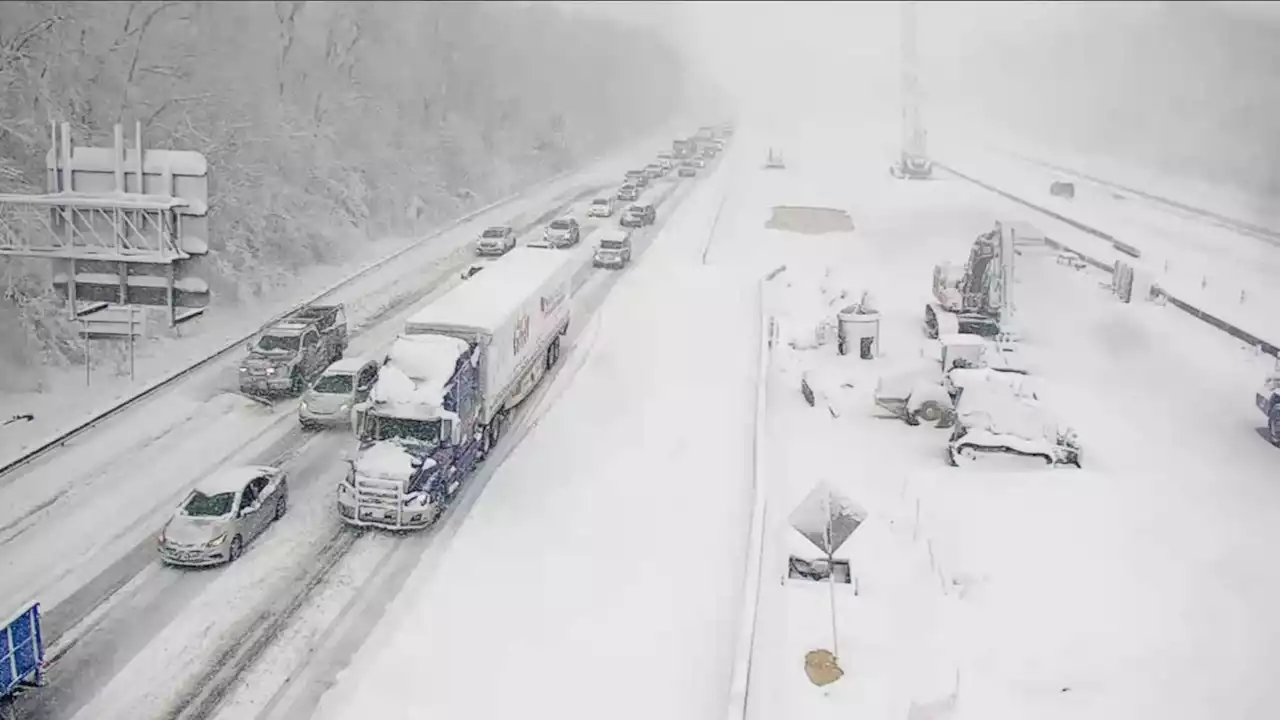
[78,305,147,385]
[789,480,867,659]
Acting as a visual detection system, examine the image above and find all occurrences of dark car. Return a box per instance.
[617,184,640,202]
[620,204,656,228]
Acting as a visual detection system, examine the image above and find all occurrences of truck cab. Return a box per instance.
[343,334,477,529]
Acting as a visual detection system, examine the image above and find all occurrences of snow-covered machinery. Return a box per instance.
[947,379,1081,468]
[341,247,574,530]
[890,153,933,180]
[924,223,1015,340]
[764,148,786,169]
[873,332,1027,427]
[1254,363,1280,444]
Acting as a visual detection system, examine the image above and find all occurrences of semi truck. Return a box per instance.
[339,247,574,530]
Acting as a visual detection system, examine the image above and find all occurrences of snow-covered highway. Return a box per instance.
[2,134,709,720]
[307,140,761,720]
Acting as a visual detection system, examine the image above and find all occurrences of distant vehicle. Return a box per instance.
[476,225,517,256]
[461,262,487,280]
[631,174,650,189]
[643,163,663,179]
[617,184,640,202]
[657,152,675,163]
[543,216,581,247]
[158,466,289,566]
[240,305,348,396]
[691,156,707,168]
[656,158,674,173]
[673,138,697,159]
[620,203,656,228]
[678,163,697,178]
[593,229,633,269]
[625,169,646,184]
[588,196,615,218]
[299,356,380,429]
[1049,180,1075,199]
[764,148,786,169]
[342,247,575,530]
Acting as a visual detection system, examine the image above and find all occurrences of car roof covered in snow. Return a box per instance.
[405,247,574,337]
[195,465,276,495]
[324,356,373,374]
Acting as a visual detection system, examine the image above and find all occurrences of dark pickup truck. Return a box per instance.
[239,304,349,396]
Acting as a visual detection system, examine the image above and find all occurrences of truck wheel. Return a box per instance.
[290,371,304,395]
[1268,407,1280,446]
[489,412,506,448]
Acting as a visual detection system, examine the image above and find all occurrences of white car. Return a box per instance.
[475,225,516,256]
[542,216,581,247]
[588,197,615,218]
[158,466,289,566]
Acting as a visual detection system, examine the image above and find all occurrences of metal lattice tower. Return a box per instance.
[900,0,927,159]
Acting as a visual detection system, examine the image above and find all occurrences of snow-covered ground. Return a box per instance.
[933,124,1280,233]
[935,143,1280,344]
[309,142,760,720]
[4,143,703,719]
[729,121,1280,719]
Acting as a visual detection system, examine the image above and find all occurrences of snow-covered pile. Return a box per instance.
[954,377,1061,442]
[371,334,470,409]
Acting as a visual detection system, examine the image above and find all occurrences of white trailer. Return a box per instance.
[402,245,574,437]
[343,246,576,530]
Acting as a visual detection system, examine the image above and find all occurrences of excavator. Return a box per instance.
[923,223,1011,340]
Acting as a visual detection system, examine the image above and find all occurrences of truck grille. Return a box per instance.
[355,477,403,509]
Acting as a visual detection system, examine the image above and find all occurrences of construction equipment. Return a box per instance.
[924,223,1014,340]
[872,333,1026,427]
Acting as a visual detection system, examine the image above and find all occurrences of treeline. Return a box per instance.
[0,0,685,388]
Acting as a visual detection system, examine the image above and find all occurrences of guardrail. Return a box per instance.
[725,264,784,720]
[0,135,666,482]
[1011,152,1280,247]
[937,161,1280,360]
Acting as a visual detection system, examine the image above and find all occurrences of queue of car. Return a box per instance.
[155,125,735,571]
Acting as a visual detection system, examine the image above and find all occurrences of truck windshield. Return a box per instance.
[312,374,354,394]
[368,415,442,445]
[256,334,300,352]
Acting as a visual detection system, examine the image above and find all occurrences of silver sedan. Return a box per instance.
[158,465,289,567]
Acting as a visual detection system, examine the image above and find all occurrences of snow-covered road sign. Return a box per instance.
[789,481,867,556]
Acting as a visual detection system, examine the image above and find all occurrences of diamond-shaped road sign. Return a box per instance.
[790,481,867,556]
